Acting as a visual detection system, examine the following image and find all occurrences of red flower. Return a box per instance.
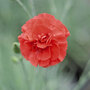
[18,13,70,68]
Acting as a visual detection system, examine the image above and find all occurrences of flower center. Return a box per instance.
[32,33,52,49]
[38,33,51,43]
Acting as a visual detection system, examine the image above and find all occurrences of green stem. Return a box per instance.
[61,0,72,22]
[49,0,57,15]
[20,60,30,90]
[29,0,36,16]
[15,0,37,89]
[16,0,32,18]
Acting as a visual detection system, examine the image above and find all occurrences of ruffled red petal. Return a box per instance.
[58,42,67,61]
[32,25,51,40]
[50,44,59,60]
[18,37,32,59]
[28,51,38,67]
[37,47,51,60]
[39,59,50,67]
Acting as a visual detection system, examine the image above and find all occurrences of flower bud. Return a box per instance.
[13,42,20,53]
[11,56,19,63]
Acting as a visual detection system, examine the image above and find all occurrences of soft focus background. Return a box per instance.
[0,0,90,90]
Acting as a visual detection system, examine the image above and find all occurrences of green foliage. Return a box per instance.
[0,0,90,90]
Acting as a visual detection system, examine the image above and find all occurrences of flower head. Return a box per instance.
[18,13,70,68]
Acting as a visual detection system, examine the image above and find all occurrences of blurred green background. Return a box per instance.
[0,0,90,90]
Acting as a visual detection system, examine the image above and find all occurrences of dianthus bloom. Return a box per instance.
[18,13,70,68]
